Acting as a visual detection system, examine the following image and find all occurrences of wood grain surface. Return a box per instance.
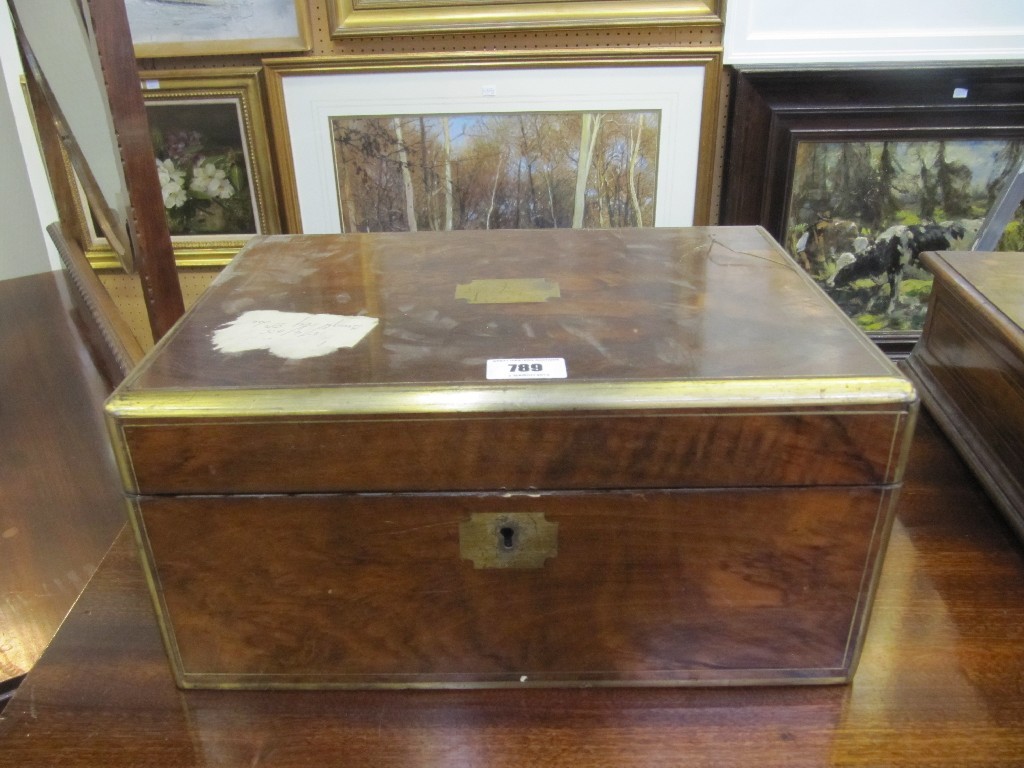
[83,0,185,338]
[906,251,1024,541]
[123,228,895,391]
[121,408,912,494]
[136,486,895,687]
[2,414,1023,766]
[109,228,914,495]
[0,273,126,690]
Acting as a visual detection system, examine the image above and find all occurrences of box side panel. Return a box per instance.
[134,486,897,688]
[906,283,1024,538]
[119,407,913,494]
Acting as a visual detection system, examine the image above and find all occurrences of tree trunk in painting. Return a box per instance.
[443,117,454,231]
[393,118,417,232]
[487,150,504,230]
[419,117,437,231]
[935,141,972,218]
[572,113,603,228]
[335,141,349,234]
[628,115,645,227]
[545,171,557,228]
[874,142,899,228]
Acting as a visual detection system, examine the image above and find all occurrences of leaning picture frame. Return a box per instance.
[722,68,1024,358]
[328,0,720,37]
[125,0,310,58]
[263,53,721,235]
[69,68,281,269]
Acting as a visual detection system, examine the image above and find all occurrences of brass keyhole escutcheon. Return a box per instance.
[459,512,558,569]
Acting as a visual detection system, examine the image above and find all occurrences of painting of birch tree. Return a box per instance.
[330,111,660,232]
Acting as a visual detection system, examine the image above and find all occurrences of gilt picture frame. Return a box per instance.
[71,68,280,269]
[722,68,1024,358]
[263,54,721,235]
[125,0,310,58]
[328,0,720,37]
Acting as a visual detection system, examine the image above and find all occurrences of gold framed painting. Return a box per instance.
[126,0,310,58]
[328,0,720,37]
[71,68,281,269]
[263,53,721,234]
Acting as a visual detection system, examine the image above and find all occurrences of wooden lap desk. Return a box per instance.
[104,228,917,690]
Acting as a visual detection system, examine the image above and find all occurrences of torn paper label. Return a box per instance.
[212,310,378,360]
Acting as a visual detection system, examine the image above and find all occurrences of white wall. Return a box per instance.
[724,0,1024,67]
[0,3,60,279]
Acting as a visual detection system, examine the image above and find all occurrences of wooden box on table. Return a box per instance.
[905,250,1024,542]
[105,227,918,690]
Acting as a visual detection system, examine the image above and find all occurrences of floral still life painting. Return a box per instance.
[783,138,1024,335]
[331,111,660,233]
[149,101,258,238]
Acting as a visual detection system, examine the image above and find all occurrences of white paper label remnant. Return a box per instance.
[212,310,378,360]
[486,358,567,380]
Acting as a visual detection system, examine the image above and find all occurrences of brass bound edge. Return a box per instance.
[105,376,917,420]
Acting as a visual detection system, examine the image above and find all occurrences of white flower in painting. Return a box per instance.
[156,158,186,209]
[190,162,235,199]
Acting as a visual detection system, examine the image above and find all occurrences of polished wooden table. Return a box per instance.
[2,408,1024,765]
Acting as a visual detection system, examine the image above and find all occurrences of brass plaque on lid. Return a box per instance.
[455,278,560,304]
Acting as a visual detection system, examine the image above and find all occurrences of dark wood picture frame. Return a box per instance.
[721,67,1024,358]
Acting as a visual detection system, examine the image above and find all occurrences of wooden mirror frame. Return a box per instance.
[8,0,184,341]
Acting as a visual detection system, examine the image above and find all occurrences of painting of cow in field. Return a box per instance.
[784,139,1024,334]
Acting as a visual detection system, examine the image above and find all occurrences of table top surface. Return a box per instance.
[3,411,1024,768]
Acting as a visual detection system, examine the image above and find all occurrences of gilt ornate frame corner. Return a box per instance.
[327,0,720,37]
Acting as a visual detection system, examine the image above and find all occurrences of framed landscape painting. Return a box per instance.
[722,68,1024,357]
[264,54,720,234]
[72,68,280,268]
[125,0,310,57]
[329,110,661,232]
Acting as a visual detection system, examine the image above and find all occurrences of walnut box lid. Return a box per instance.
[106,227,917,495]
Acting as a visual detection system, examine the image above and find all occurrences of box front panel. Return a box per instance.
[119,406,913,494]
[133,487,897,688]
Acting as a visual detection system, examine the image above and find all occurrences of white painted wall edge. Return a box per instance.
[724,0,1024,67]
[0,3,60,275]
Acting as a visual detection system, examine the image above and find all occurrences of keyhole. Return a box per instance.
[499,526,516,550]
